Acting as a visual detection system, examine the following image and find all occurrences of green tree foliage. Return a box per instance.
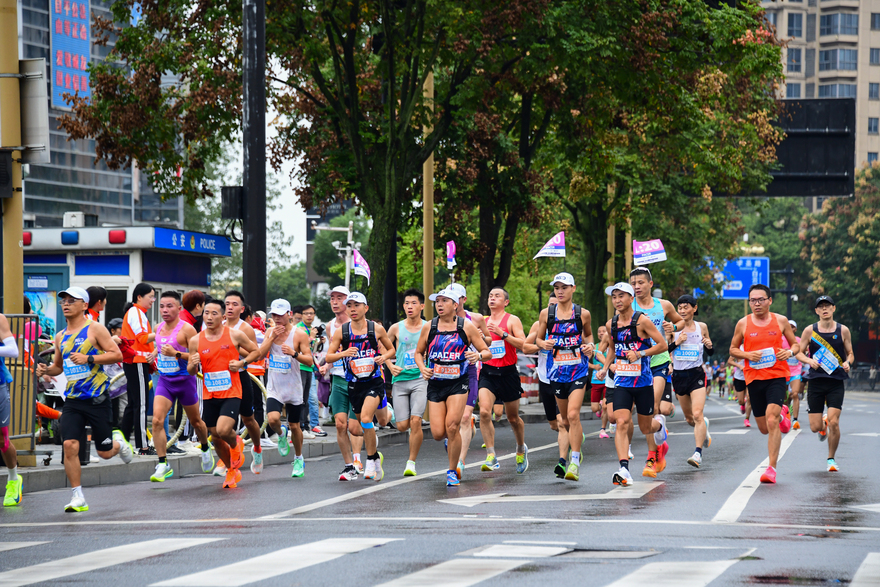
[312,209,372,287]
[266,261,311,309]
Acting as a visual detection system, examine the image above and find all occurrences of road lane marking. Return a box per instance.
[852,433,880,437]
[855,504,880,513]
[0,538,221,587]
[472,544,571,558]
[151,538,398,586]
[851,553,880,587]
[0,543,47,553]
[375,558,528,587]
[711,430,800,524]
[604,559,738,587]
[503,540,577,545]
[668,430,748,436]
[438,482,663,507]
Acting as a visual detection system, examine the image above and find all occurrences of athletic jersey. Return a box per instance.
[155,321,189,377]
[0,357,7,386]
[426,321,470,381]
[536,349,550,384]
[266,326,304,403]
[393,319,426,384]
[60,323,109,399]
[672,325,704,371]
[742,313,790,385]
[612,312,653,388]
[198,327,242,400]
[804,322,849,380]
[122,304,153,363]
[486,313,517,368]
[327,318,347,377]
[782,336,802,377]
[545,305,590,383]
[342,322,382,383]
[296,321,314,372]
[590,349,606,385]
[632,297,671,367]
[733,347,745,381]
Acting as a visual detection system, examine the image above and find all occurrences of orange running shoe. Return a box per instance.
[230,436,245,469]
[792,420,801,430]
[818,414,828,442]
[642,454,657,478]
[223,468,242,488]
[655,442,668,473]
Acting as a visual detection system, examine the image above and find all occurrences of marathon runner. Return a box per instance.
[795,296,854,472]
[0,313,22,506]
[260,299,313,478]
[591,325,610,439]
[120,283,156,455]
[149,292,214,482]
[36,287,132,512]
[296,305,326,437]
[415,287,491,486]
[728,352,752,427]
[477,288,528,474]
[668,295,713,468]
[387,289,428,477]
[325,292,396,482]
[597,282,669,486]
[783,320,803,430]
[188,298,261,489]
[535,272,594,481]
[729,284,799,484]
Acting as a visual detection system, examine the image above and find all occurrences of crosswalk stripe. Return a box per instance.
[151,537,399,586]
[473,544,571,558]
[0,543,48,553]
[851,553,880,587]
[0,538,221,587]
[375,558,528,587]
[603,560,738,587]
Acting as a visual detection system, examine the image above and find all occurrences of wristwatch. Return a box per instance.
[87,355,95,365]
[293,351,300,359]
[175,352,182,359]
[638,350,647,358]
[502,332,509,340]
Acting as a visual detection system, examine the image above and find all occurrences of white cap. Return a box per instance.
[59,286,89,304]
[430,288,461,304]
[429,282,466,301]
[345,292,368,305]
[605,282,635,297]
[269,299,291,316]
[330,285,350,297]
[255,310,267,320]
[789,319,798,329]
[550,272,575,287]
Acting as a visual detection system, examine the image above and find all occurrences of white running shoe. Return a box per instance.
[688,451,702,468]
[113,430,133,464]
[364,458,376,480]
[628,444,634,460]
[353,459,364,475]
[200,448,215,473]
[612,467,633,487]
[64,491,88,512]
[653,414,668,445]
[301,428,316,440]
[213,464,227,477]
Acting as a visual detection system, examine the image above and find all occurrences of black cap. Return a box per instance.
[677,294,699,315]
[108,317,123,329]
[814,295,835,309]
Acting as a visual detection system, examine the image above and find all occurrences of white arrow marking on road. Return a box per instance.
[855,504,880,513]
[852,433,880,437]
[437,482,663,508]
[851,553,880,587]
[604,559,739,587]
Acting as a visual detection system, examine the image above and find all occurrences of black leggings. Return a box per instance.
[120,362,151,449]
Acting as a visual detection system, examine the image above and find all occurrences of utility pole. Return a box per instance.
[422,71,434,318]
[770,264,796,319]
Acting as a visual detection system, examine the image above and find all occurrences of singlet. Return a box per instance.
[60,323,109,399]
[733,346,745,381]
[545,305,590,383]
[632,297,671,368]
[590,349,606,385]
[296,321,314,373]
[782,336,802,377]
[328,318,347,377]
[342,322,382,383]
[486,313,517,368]
[198,327,242,399]
[804,322,848,381]
[426,320,470,382]
[155,321,189,377]
[672,324,704,371]
[612,312,653,388]
[122,304,154,364]
[393,319,426,383]
[266,326,304,403]
[742,313,790,385]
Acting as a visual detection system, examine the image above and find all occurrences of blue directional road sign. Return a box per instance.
[695,257,770,300]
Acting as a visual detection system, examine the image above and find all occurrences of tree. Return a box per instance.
[266,261,311,308]
[312,208,371,286]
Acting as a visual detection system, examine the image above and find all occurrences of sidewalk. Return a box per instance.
[1,403,596,492]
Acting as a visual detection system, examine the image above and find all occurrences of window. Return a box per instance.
[788,13,803,37]
[871,83,880,99]
[821,14,859,36]
[873,49,880,65]
[870,118,879,134]
[819,84,857,97]
[819,49,837,71]
[786,83,802,98]
[766,12,778,28]
[869,153,879,164]
[841,13,858,35]
[873,14,880,30]
[788,48,802,72]
[840,49,858,70]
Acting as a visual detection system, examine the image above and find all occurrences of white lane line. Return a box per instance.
[473,544,571,558]
[668,430,748,436]
[0,538,221,587]
[604,559,738,587]
[851,553,880,587]
[438,482,663,507]
[855,504,880,513]
[503,540,577,545]
[375,558,527,587]
[0,543,48,553]
[712,430,800,524]
[151,538,398,586]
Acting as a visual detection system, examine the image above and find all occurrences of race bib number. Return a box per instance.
[814,346,839,374]
[787,356,800,366]
[748,348,777,370]
[489,339,506,360]
[554,347,582,366]
[433,364,461,380]
[351,357,375,379]
[156,354,180,374]
[63,358,90,382]
[676,344,701,362]
[401,350,417,371]
[268,353,292,374]
[204,370,232,393]
[615,359,641,378]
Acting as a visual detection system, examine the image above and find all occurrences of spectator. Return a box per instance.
[86,286,107,322]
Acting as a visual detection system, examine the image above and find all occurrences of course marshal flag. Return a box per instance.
[447,241,457,270]
[633,239,667,265]
[353,249,371,284]
[533,232,566,259]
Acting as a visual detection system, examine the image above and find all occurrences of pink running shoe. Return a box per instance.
[779,406,792,434]
[744,418,751,428]
[760,466,777,484]
[599,429,610,439]
[740,404,746,414]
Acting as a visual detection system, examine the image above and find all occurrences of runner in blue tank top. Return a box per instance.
[597,282,669,487]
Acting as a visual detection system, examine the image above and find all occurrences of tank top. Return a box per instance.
[266,326,304,403]
[295,322,313,373]
[733,346,745,381]
[632,297,671,368]
[60,323,109,399]
[342,322,382,383]
[393,319,426,383]
[781,336,802,377]
[155,320,188,377]
[537,349,550,384]
[328,318,347,377]
[612,312,653,388]
[427,323,470,381]
[198,327,242,399]
[545,305,590,383]
[590,349,606,385]
[804,322,848,381]
[742,313,790,385]
[486,313,517,368]
[672,324,704,371]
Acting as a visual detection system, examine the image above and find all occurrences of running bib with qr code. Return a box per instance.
[351,357,375,378]
[402,350,417,370]
[489,339,506,360]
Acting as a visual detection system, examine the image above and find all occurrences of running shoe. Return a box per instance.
[301,428,316,440]
[292,457,305,478]
[3,478,22,507]
[64,492,88,513]
[642,456,657,478]
[446,470,460,486]
[554,459,567,479]
[516,446,529,474]
[353,459,364,475]
[481,443,487,449]
[137,446,157,457]
[250,447,263,475]
[277,424,290,457]
[744,418,751,428]
[628,444,634,460]
[113,430,133,464]
[223,468,242,488]
[599,429,610,439]
[456,461,463,480]
[564,462,579,481]
[387,405,396,425]
[655,442,668,473]
[373,452,384,481]
[364,457,376,480]
[311,425,328,437]
[668,404,676,419]
[444,438,448,453]
[339,466,358,481]
[612,466,633,486]
[703,417,712,448]
[230,436,244,469]
[200,448,215,473]
[404,460,417,477]
[818,414,828,442]
[609,423,617,436]
[481,454,500,471]
[653,414,668,444]
[827,458,839,472]
[741,404,746,414]
[779,406,792,434]
[687,451,702,468]
[150,462,173,482]
[792,419,801,430]
[759,466,777,484]
[166,445,186,455]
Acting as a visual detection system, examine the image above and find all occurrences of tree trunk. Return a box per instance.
[567,197,611,323]
[364,200,399,318]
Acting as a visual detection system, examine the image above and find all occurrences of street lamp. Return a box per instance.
[312,220,355,290]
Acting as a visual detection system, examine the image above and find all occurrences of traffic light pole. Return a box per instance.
[770,264,795,319]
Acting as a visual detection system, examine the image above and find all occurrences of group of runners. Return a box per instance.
[0,264,856,511]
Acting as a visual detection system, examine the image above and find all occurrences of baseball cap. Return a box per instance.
[108,317,123,330]
[330,285,350,297]
[429,283,467,301]
[814,295,835,308]
[429,288,461,304]
[269,299,291,316]
[345,292,368,305]
[605,282,635,297]
[676,294,699,315]
[59,286,89,304]
[550,272,575,287]
[788,319,798,329]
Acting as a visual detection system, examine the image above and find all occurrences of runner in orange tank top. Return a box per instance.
[729,284,799,485]
[188,299,260,489]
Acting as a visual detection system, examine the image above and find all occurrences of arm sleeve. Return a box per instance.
[705,346,715,357]
[0,337,19,358]
[667,341,678,353]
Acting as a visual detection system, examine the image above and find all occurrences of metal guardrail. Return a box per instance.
[4,314,41,451]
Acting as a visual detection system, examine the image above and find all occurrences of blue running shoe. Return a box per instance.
[446,470,460,486]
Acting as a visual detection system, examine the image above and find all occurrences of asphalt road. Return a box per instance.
[1,392,880,586]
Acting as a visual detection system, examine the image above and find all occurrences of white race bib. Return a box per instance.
[401,350,417,370]
[749,348,777,370]
[351,357,375,379]
[204,370,232,393]
[63,358,90,382]
[814,346,840,374]
[676,344,701,362]
[432,363,461,380]
[489,339,506,360]
[615,358,641,378]
[156,354,180,374]
[787,356,800,366]
[554,347,582,366]
[268,353,292,374]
